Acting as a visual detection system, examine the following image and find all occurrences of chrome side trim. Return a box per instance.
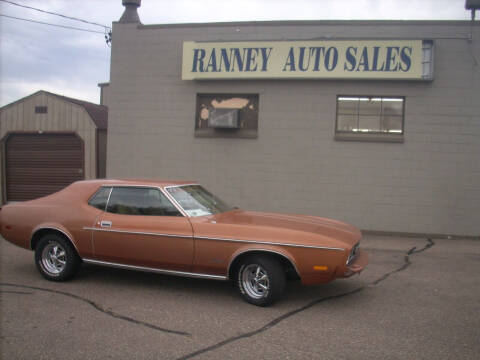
[82,227,193,239]
[227,248,300,279]
[31,226,80,253]
[195,235,345,251]
[82,226,345,251]
[82,258,227,280]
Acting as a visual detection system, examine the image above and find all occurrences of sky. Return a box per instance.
[0,0,475,106]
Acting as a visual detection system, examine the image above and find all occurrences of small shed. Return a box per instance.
[0,90,107,203]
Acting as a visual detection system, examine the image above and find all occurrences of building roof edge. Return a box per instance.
[127,19,479,30]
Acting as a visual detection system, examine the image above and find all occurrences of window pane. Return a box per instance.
[358,115,381,132]
[337,98,359,115]
[106,187,181,216]
[382,115,403,133]
[337,115,358,131]
[88,187,111,211]
[143,189,183,216]
[35,106,48,114]
[336,96,404,137]
[359,99,381,115]
[167,185,234,217]
[383,99,403,116]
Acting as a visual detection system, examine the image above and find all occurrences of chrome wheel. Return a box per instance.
[241,264,270,299]
[35,234,81,281]
[41,242,67,275]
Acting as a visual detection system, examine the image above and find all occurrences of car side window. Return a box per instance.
[106,187,182,216]
[88,186,112,211]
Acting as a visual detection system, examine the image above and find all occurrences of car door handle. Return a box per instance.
[100,220,112,228]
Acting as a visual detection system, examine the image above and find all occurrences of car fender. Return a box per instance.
[227,244,300,279]
[30,223,80,254]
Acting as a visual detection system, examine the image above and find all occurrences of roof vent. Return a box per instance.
[119,0,141,23]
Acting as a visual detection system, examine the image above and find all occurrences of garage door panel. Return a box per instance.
[7,140,82,149]
[6,168,83,183]
[5,133,84,201]
[7,154,83,168]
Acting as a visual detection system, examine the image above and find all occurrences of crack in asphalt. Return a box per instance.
[176,238,435,360]
[1,238,435,358]
[0,282,191,337]
[0,290,33,295]
[370,238,434,286]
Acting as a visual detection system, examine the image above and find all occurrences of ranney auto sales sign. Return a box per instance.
[182,40,424,80]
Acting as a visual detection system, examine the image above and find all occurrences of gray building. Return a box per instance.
[105,0,479,237]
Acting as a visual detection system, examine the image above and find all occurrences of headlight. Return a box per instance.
[346,242,360,265]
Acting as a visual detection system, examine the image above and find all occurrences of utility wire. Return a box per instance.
[0,14,106,34]
[0,0,110,29]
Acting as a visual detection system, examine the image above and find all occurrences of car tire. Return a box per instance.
[35,234,81,281]
[237,255,286,306]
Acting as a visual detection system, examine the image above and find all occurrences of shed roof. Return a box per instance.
[53,92,108,130]
[0,90,108,130]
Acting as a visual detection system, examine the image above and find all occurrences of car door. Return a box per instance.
[91,186,194,272]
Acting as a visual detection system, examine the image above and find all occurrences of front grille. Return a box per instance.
[346,242,360,265]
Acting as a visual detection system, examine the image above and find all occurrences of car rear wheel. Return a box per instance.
[35,234,81,281]
[237,255,286,306]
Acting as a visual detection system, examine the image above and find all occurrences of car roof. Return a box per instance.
[77,179,197,188]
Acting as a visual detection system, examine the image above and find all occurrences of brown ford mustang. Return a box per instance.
[0,179,368,306]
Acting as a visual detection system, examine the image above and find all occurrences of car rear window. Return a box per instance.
[88,186,112,211]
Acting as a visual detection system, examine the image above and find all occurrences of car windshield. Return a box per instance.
[165,185,234,217]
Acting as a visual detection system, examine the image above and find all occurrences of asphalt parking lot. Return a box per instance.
[1,235,479,360]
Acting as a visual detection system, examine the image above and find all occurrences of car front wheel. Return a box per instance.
[35,234,81,281]
[237,255,286,306]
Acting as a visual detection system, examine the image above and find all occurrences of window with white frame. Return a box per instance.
[335,96,405,141]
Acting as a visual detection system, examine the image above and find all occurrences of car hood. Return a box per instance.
[209,210,361,248]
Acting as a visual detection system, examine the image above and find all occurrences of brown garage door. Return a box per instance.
[5,133,84,201]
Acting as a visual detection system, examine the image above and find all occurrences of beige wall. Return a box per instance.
[99,83,111,107]
[0,91,98,203]
[107,21,480,236]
